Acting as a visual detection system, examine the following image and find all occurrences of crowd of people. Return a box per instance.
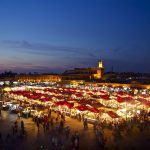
[92,109,150,149]
[32,110,80,150]
[0,119,26,150]
[0,108,82,150]
[0,93,150,150]
[0,107,150,150]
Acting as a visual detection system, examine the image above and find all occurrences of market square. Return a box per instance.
[0,84,150,150]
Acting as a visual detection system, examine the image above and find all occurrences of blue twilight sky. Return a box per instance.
[0,0,150,73]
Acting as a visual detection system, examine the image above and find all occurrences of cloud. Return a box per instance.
[0,40,104,73]
[2,40,150,73]
[1,40,97,58]
[0,61,66,73]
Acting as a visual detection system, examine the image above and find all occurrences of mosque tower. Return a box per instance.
[98,60,103,68]
[95,60,104,79]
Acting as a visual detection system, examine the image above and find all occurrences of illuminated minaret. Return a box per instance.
[98,60,103,68]
[94,60,104,79]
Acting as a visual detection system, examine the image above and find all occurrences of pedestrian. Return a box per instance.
[78,113,81,121]
[93,121,97,130]
[49,109,52,118]
[39,145,45,150]
[21,120,24,134]
[62,113,66,122]
[56,116,58,123]
[37,120,40,132]
[12,125,15,135]
[54,136,58,148]
[83,118,88,129]
[43,122,46,132]
[18,112,21,119]
[65,127,70,138]
[46,121,50,130]
[51,136,55,147]
[14,121,18,134]
[71,134,75,145]
[60,120,64,129]
[74,137,79,149]
[74,131,79,149]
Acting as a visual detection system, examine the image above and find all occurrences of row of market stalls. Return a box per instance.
[3,86,150,123]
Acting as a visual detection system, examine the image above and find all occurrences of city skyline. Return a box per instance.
[0,0,150,73]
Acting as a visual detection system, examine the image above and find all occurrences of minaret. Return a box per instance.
[98,60,103,68]
[95,60,104,79]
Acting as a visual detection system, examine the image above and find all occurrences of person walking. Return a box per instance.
[18,112,21,120]
[48,109,52,118]
[71,134,75,146]
[21,120,24,135]
[83,118,88,129]
[43,122,46,132]
[37,120,40,132]
[14,120,18,134]
[59,119,64,132]
[74,137,79,150]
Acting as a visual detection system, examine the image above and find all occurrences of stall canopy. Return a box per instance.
[87,106,99,113]
[108,111,119,118]
[55,101,74,108]
[76,105,88,111]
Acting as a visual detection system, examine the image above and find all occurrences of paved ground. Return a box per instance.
[0,110,99,150]
[0,110,150,150]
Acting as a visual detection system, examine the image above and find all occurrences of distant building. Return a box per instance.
[16,74,61,82]
[62,60,104,81]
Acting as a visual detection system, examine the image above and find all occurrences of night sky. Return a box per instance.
[0,0,150,73]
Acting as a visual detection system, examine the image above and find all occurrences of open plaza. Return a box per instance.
[0,83,150,150]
